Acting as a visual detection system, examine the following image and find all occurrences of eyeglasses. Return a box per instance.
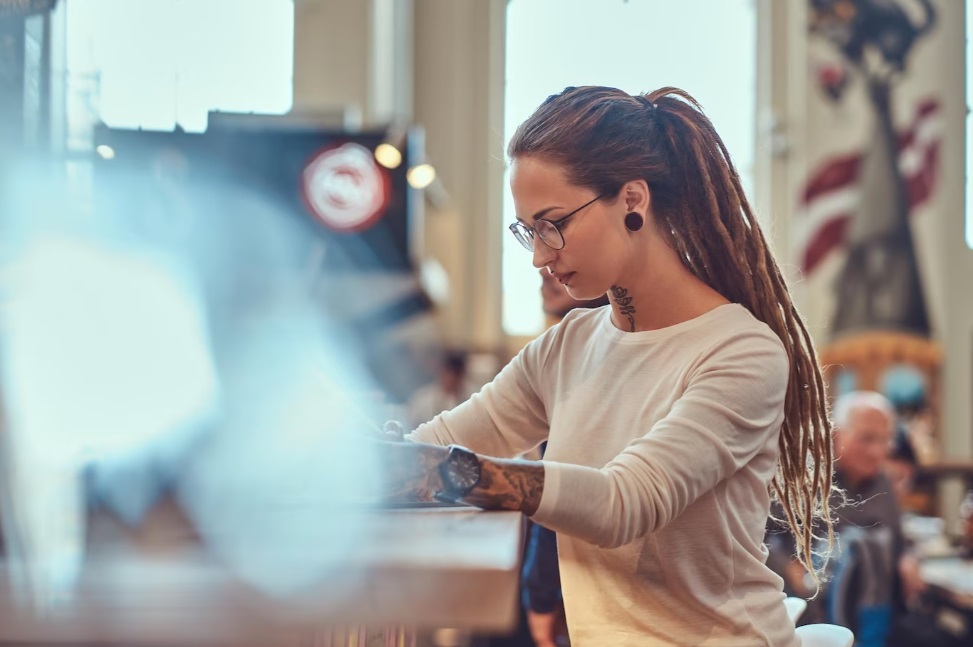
[508,194,605,252]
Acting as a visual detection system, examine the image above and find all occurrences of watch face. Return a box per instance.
[444,447,481,494]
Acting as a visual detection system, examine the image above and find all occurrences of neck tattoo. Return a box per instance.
[610,285,636,332]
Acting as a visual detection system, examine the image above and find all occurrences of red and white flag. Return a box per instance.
[797,98,941,275]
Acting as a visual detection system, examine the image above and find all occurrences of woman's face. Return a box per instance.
[510,157,627,301]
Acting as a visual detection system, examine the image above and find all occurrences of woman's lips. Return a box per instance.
[555,272,575,285]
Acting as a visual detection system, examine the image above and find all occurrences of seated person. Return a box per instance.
[767,391,920,646]
[961,490,973,558]
[886,422,919,508]
[406,349,473,430]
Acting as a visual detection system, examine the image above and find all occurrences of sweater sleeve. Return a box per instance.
[407,329,554,458]
[531,331,789,548]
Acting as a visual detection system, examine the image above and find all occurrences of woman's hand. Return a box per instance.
[374,435,449,503]
[382,420,406,442]
[898,553,927,607]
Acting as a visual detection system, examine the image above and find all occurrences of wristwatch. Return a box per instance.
[438,445,482,501]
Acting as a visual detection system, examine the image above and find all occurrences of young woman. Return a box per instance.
[383,86,834,646]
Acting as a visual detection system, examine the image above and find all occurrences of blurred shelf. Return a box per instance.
[918,460,973,476]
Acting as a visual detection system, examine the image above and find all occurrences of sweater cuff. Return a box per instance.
[532,460,562,524]
[533,460,608,527]
[530,461,618,547]
[406,417,450,446]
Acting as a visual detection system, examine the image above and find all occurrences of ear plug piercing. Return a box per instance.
[625,212,644,232]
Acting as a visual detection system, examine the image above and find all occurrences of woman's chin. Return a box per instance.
[565,285,600,302]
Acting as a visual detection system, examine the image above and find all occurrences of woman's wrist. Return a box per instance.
[379,438,545,515]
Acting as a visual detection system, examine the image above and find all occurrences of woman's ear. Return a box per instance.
[622,179,651,215]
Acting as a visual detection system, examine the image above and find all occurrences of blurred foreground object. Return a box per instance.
[0,116,466,643]
[0,502,523,643]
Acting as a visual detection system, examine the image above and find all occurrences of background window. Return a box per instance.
[65,0,294,139]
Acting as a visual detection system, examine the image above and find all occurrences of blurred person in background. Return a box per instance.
[959,490,973,558]
[538,266,610,327]
[767,391,925,647]
[886,423,920,507]
[407,349,474,430]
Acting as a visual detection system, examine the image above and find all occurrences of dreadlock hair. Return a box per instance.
[508,86,835,585]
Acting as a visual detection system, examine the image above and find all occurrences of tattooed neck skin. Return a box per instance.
[610,285,637,332]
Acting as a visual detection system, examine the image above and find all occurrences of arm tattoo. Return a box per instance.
[463,458,545,516]
[610,285,637,332]
[378,442,544,515]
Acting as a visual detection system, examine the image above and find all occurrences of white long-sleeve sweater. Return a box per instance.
[410,304,799,646]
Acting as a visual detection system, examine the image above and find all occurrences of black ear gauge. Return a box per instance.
[625,212,644,232]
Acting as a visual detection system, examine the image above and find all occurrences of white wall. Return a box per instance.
[413,0,506,351]
[292,0,369,119]
[292,0,412,125]
[754,0,810,286]
[935,0,972,516]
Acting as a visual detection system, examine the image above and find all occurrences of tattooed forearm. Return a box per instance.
[462,457,545,516]
[610,285,636,332]
[377,441,544,514]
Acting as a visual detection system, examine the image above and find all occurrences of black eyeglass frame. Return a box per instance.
[508,193,606,252]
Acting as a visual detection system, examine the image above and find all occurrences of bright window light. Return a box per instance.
[66,0,294,134]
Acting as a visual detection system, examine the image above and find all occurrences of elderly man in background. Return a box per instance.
[767,390,926,647]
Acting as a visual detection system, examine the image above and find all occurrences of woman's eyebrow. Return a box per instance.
[529,206,561,221]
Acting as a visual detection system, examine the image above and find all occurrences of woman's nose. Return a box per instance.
[532,239,555,269]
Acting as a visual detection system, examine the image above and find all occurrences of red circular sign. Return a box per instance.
[300,142,390,232]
